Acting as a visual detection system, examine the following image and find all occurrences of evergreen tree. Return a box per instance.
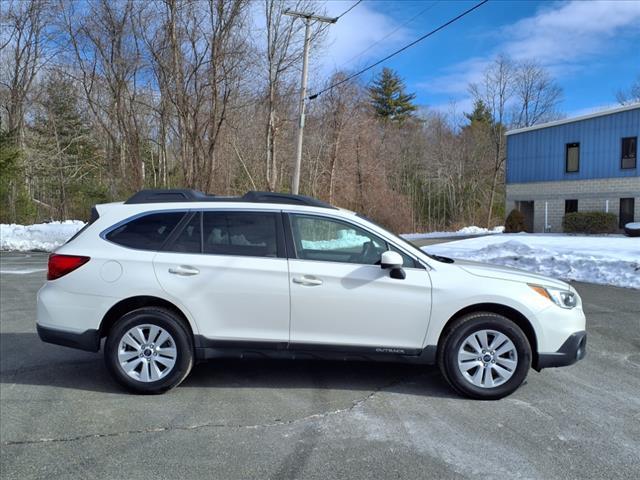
[368,68,417,122]
[0,130,28,223]
[464,99,493,127]
[31,74,103,219]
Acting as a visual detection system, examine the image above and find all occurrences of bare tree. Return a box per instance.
[616,75,640,105]
[469,55,514,227]
[318,73,358,203]
[139,0,248,191]
[261,0,326,191]
[60,0,146,194]
[513,60,563,128]
[0,0,48,144]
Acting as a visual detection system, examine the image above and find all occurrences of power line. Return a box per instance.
[309,0,489,100]
[340,0,441,69]
[336,0,363,20]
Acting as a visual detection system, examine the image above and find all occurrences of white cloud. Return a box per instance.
[417,57,490,96]
[421,0,640,100]
[318,0,412,73]
[246,1,411,87]
[502,0,640,65]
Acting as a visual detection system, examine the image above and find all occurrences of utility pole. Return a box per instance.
[285,10,337,195]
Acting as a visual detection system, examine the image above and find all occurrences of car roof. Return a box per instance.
[124,189,336,210]
[95,200,356,222]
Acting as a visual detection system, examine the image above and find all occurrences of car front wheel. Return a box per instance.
[105,307,194,394]
[438,312,532,400]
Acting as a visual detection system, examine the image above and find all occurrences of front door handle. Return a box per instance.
[168,265,200,276]
[292,275,323,286]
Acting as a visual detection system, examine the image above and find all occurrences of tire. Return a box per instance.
[624,224,640,237]
[105,307,194,394]
[438,312,531,400]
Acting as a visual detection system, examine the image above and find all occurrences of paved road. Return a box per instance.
[1,252,639,479]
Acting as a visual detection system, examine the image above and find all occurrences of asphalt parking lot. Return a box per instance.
[1,251,639,479]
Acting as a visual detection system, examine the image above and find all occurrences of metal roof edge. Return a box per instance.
[505,103,640,136]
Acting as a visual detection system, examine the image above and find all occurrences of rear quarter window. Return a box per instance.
[64,206,100,245]
[105,212,185,250]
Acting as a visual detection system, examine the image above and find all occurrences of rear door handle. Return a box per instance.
[168,265,200,276]
[292,275,323,286]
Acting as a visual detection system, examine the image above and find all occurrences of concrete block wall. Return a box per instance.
[506,177,640,233]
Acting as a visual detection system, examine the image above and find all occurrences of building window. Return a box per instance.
[621,137,637,169]
[619,198,635,228]
[565,143,580,172]
[565,199,578,214]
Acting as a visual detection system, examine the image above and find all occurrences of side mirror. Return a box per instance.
[381,251,406,280]
[380,251,403,269]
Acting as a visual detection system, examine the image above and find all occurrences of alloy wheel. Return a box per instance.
[117,324,178,382]
[457,329,518,388]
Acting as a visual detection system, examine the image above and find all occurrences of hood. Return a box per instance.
[454,259,570,289]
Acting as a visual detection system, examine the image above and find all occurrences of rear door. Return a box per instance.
[153,210,290,343]
[286,213,432,351]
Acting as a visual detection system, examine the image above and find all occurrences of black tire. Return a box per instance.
[438,312,531,400]
[105,307,194,394]
[624,225,640,237]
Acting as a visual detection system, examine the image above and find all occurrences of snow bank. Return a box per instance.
[0,221,86,252]
[425,234,640,289]
[403,226,504,240]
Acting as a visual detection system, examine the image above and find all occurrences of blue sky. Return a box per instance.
[315,0,640,117]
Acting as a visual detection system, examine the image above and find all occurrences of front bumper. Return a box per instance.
[534,331,586,370]
[37,324,100,352]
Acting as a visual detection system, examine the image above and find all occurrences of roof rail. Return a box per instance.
[241,191,335,209]
[123,189,335,209]
[124,189,215,204]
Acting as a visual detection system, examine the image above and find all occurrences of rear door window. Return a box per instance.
[105,212,185,250]
[202,211,280,257]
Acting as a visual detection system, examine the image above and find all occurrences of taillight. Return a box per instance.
[47,254,90,280]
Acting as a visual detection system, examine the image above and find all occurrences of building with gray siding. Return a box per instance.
[505,104,639,232]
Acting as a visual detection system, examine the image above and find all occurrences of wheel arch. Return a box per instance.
[437,303,538,368]
[100,295,195,341]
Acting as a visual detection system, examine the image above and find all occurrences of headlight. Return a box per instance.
[528,284,578,309]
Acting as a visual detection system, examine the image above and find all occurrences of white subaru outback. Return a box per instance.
[37,190,587,399]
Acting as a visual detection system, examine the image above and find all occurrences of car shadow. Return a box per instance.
[0,332,456,399]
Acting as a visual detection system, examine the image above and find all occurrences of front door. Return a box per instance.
[286,213,431,351]
[153,210,290,343]
[517,201,534,232]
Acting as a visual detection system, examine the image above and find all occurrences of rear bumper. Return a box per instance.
[37,324,100,352]
[535,331,586,370]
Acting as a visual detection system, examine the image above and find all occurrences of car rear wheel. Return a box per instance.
[438,313,531,400]
[105,307,193,394]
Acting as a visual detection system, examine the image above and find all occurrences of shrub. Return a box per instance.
[562,211,617,234]
[504,209,527,233]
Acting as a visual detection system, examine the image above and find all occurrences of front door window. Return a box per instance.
[290,214,387,265]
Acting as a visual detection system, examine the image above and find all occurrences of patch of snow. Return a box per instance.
[0,221,86,252]
[301,229,370,250]
[425,234,640,289]
[403,226,504,240]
